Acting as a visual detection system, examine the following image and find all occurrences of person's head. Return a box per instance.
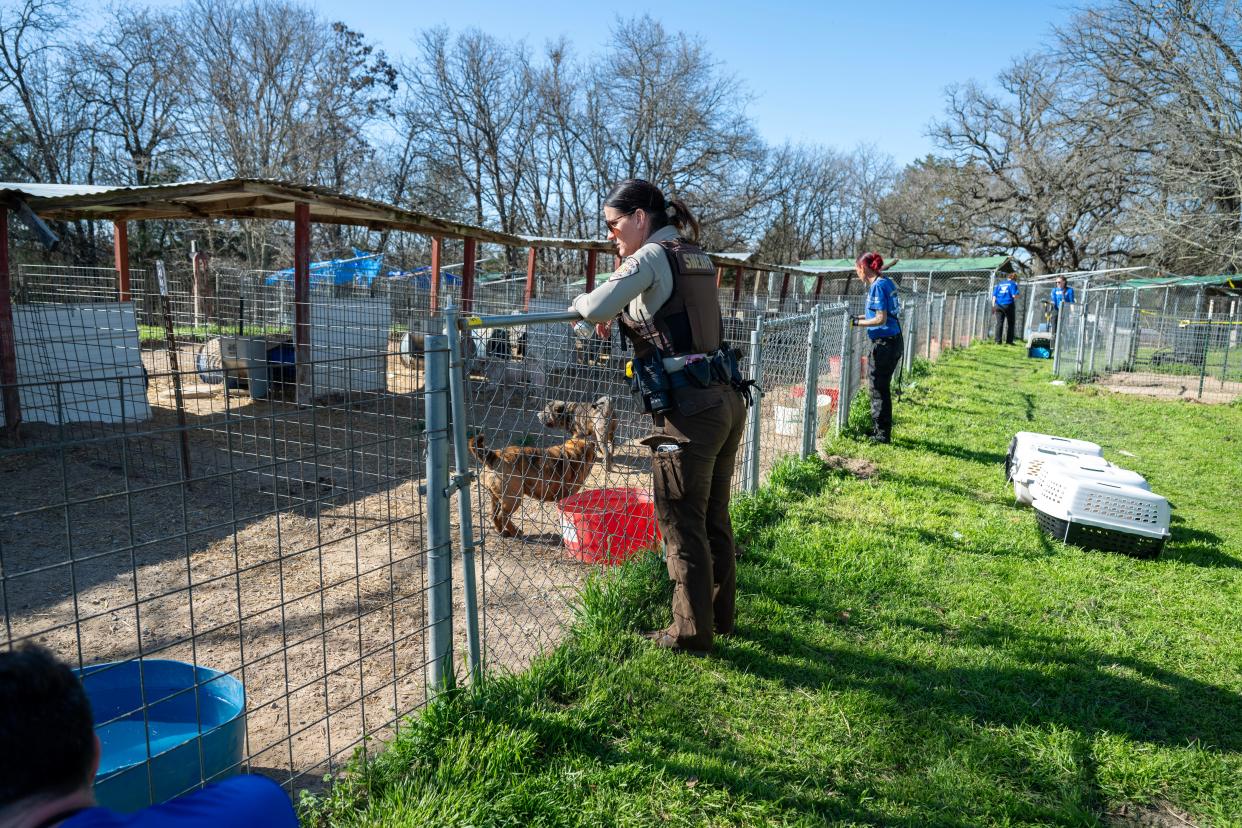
[603,179,700,257]
[0,646,99,823]
[854,252,884,284]
[1056,276,1067,288]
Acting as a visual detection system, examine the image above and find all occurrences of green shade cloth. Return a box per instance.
[799,255,1011,273]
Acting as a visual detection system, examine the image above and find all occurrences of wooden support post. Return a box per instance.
[293,203,311,405]
[715,266,724,288]
[429,236,442,312]
[585,249,598,292]
[778,271,790,305]
[524,246,537,311]
[461,237,476,312]
[113,220,131,302]
[0,209,20,436]
[732,266,742,304]
[813,273,824,301]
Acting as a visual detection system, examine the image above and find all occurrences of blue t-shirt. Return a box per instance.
[1051,285,1074,308]
[993,279,1020,307]
[865,276,902,340]
[64,775,297,828]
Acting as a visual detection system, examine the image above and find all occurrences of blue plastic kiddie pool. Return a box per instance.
[76,660,246,812]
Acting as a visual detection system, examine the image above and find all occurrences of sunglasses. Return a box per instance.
[605,210,635,232]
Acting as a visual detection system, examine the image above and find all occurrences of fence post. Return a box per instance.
[443,307,482,682]
[1075,277,1091,376]
[837,309,852,435]
[800,304,821,459]
[903,305,917,373]
[1105,296,1120,371]
[423,334,454,695]
[744,319,763,493]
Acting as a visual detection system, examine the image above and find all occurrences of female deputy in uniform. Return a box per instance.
[569,179,746,655]
[852,252,902,444]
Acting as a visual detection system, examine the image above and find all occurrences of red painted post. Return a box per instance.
[524,246,537,311]
[113,220,131,302]
[429,236,442,312]
[715,266,724,288]
[461,237,476,312]
[293,203,311,404]
[0,209,20,435]
[732,266,742,304]
[585,249,598,292]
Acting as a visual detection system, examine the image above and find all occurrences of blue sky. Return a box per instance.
[311,0,1079,166]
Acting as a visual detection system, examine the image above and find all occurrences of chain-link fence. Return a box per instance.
[1053,284,1241,402]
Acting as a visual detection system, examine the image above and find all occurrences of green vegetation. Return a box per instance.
[301,344,1242,827]
[136,323,288,344]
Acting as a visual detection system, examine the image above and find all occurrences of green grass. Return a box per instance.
[137,323,289,343]
[301,343,1242,827]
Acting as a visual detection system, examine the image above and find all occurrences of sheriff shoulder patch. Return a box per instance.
[610,257,640,281]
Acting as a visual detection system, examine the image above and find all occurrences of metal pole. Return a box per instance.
[293,202,311,405]
[1052,296,1064,375]
[156,261,192,482]
[444,307,481,682]
[745,320,762,493]
[936,293,947,357]
[1087,294,1101,375]
[837,309,852,435]
[1112,292,1122,367]
[1221,302,1235,389]
[800,304,821,459]
[1075,277,1091,376]
[924,290,934,360]
[0,209,20,437]
[423,334,454,694]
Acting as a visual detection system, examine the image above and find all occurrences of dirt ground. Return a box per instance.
[1098,370,1242,404]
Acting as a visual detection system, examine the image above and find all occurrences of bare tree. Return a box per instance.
[1062,0,1242,273]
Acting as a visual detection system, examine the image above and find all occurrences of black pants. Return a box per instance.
[994,303,1016,344]
[868,335,902,439]
[647,384,747,651]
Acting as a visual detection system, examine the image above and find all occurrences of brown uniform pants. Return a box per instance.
[646,383,747,650]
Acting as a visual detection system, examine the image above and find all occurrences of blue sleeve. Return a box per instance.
[866,282,883,312]
[1066,287,1075,302]
[65,776,297,828]
[1012,282,1020,296]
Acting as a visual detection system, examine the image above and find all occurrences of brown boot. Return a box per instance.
[642,629,710,656]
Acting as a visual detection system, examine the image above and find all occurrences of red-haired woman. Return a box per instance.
[852,252,903,443]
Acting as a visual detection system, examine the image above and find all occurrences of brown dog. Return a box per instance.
[470,397,617,538]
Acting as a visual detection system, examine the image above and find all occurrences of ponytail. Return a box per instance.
[664,196,701,244]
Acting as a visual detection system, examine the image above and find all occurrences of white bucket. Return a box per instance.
[775,405,801,436]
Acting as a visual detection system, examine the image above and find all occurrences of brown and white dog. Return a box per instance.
[469,397,617,538]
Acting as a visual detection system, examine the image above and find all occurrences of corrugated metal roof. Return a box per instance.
[1118,274,1242,289]
[1,178,817,275]
[799,255,1012,273]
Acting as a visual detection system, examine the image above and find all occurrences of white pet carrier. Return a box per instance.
[1005,431,1103,482]
[1032,476,1170,558]
[1027,455,1149,506]
[1010,447,1116,505]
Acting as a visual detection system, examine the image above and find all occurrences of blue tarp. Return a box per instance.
[265,248,384,287]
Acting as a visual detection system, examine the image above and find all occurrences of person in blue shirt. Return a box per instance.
[851,252,902,444]
[992,273,1021,344]
[1049,275,1075,336]
[0,645,298,828]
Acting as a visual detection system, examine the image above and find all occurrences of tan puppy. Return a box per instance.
[470,397,616,538]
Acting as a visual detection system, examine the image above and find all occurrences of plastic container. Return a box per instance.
[1005,431,1103,482]
[1032,476,1170,558]
[77,660,246,813]
[559,487,660,564]
[774,405,801,437]
[790,385,840,410]
[1015,452,1148,506]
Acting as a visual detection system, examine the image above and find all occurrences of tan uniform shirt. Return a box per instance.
[571,225,679,325]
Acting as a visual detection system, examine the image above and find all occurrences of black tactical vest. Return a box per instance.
[620,238,725,359]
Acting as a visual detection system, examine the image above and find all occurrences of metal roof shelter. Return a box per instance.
[1116,273,1242,290]
[0,178,824,431]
